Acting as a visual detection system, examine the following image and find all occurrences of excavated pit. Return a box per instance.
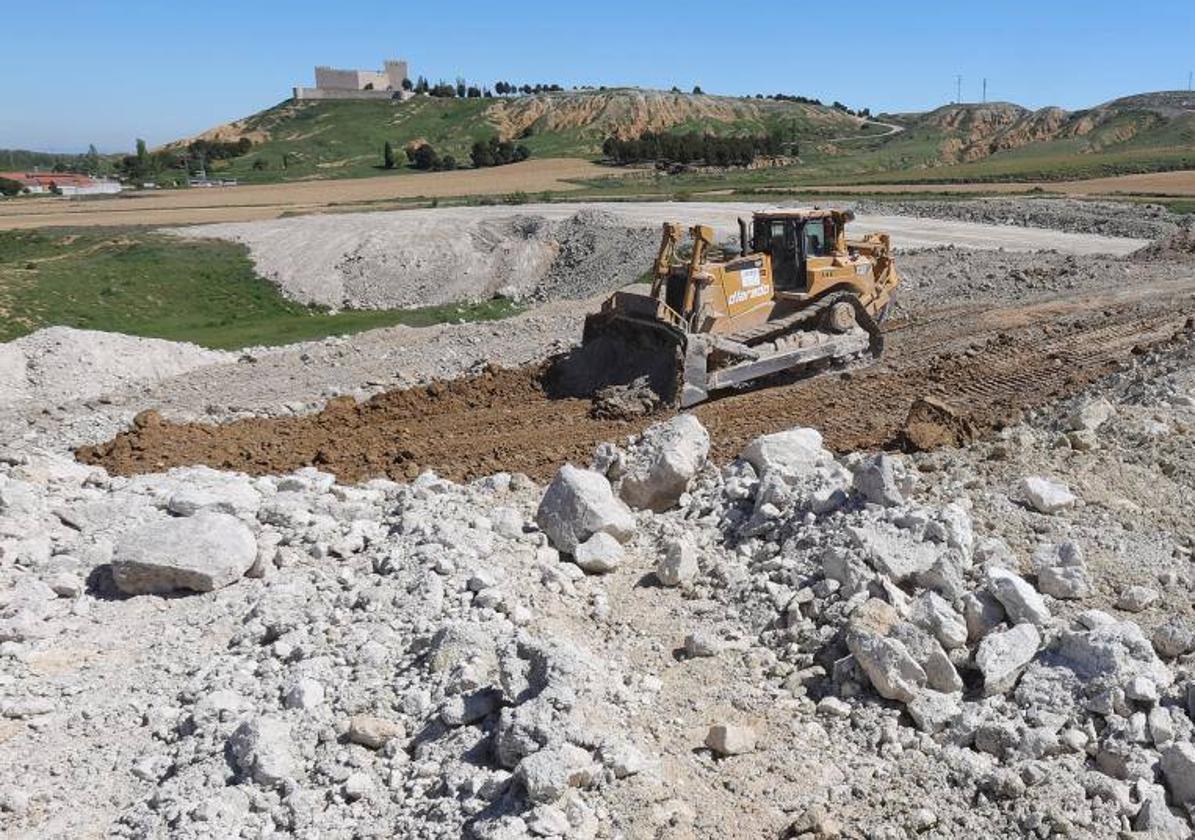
[77,289,1195,484]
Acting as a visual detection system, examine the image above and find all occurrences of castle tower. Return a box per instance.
[384,60,409,90]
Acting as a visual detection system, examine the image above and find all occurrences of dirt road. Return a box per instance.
[534,203,1147,254]
[78,271,1195,483]
[797,169,1195,196]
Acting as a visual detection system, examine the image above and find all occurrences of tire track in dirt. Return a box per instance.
[77,282,1195,484]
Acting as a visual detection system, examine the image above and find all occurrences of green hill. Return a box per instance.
[176,88,875,183]
[796,91,1195,184]
[173,88,1195,187]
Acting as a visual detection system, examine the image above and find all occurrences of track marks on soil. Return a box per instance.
[77,290,1195,484]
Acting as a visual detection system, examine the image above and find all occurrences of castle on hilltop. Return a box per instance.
[293,59,411,101]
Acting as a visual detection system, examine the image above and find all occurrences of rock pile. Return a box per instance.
[4,368,1195,837]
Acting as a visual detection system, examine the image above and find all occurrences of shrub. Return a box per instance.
[470,136,533,168]
[410,143,439,170]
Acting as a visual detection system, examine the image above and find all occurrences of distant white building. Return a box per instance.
[0,172,122,196]
[293,58,413,101]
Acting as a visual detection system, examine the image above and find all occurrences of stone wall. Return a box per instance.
[293,87,411,101]
[313,67,364,91]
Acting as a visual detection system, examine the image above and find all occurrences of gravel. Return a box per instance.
[852,197,1192,239]
[0,327,230,410]
[175,201,1151,311]
[4,314,1195,836]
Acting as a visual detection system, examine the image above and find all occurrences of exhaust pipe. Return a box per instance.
[738,217,748,256]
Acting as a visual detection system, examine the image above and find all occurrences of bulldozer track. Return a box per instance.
[78,281,1195,484]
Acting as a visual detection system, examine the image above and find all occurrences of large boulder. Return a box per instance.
[845,600,927,703]
[986,567,1051,626]
[615,414,709,512]
[110,511,257,595]
[1054,619,1173,689]
[740,428,828,480]
[847,522,942,583]
[976,623,1040,696]
[909,591,968,650]
[572,532,623,574]
[740,427,852,517]
[536,465,635,555]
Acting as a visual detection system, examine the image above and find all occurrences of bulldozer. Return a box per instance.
[549,208,900,408]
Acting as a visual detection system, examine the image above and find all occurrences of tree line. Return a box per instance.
[601,131,787,167]
[117,138,254,181]
[382,136,532,172]
[399,77,568,99]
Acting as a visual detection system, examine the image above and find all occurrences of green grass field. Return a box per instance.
[0,230,518,348]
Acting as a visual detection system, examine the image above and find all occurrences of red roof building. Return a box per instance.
[0,172,122,195]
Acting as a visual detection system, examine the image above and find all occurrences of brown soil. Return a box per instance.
[0,159,614,230]
[77,279,1195,484]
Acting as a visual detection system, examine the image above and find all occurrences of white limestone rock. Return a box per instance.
[1054,619,1173,689]
[536,464,635,555]
[847,521,942,583]
[909,591,968,650]
[1019,476,1076,514]
[986,566,1051,626]
[572,531,624,574]
[515,744,597,803]
[616,414,710,512]
[976,623,1041,697]
[740,428,829,481]
[1068,397,1114,432]
[656,538,698,587]
[704,724,757,756]
[1116,585,1158,613]
[852,453,903,507]
[110,511,257,595]
[227,717,301,786]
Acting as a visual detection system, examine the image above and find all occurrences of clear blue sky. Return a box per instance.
[3,0,1193,153]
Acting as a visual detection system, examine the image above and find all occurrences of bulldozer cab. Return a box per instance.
[751,213,840,291]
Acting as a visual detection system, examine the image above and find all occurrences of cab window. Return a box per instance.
[804,221,826,257]
[771,221,787,252]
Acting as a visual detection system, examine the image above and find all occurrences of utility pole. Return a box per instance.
[956,75,962,104]
[1189,71,1193,91]
[982,78,987,103]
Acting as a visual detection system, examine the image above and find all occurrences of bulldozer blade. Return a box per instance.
[544,311,686,407]
[677,329,872,408]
